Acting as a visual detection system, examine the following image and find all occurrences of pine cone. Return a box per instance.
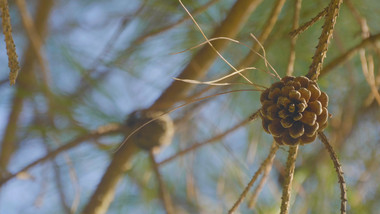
[260,76,329,145]
[126,110,174,151]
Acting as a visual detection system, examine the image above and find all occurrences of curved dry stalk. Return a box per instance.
[159,110,260,166]
[228,142,279,213]
[307,0,343,81]
[280,145,298,214]
[133,0,220,46]
[0,123,124,187]
[247,141,277,208]
[289,7,328,38]
[286,0,302,76]
[0,0,20,85]
[318,132,347,214]
[149,151,175,214]
[150,0,264,111]
[178,0,254,86]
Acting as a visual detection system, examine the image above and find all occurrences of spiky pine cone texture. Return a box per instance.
[126,110,174,151]
[260,76,329,145]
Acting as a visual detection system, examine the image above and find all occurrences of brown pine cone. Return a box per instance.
[260,76,329,145]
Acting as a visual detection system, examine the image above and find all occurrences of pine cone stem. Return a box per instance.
[280,145,299,214]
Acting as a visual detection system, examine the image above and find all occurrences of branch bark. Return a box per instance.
[306,0,343,80]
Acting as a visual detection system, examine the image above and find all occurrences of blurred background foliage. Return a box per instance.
[0,0,380,213]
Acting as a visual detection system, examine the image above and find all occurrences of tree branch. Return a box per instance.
[228,142,279,213]
[150,0,264,111]
[0,123,124,186]
[306,0,343,80]
[280,145,298,214]
[318,132,347,214]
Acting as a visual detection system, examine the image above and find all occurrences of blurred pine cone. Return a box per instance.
[260,76,329,145]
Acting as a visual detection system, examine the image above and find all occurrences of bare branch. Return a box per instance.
[286,0,302,76]
[0,123,124,186]
[159,110,259,166]
[228,142,279,213]
[247,141,277,208]
[149,151,175,214]
[318,132,347,214]
[289,7,328,38]
[280,145,298,214]
[150,0,264,111]
[307,0,343,80]
[320,33,380,77]
[0,0,20,85]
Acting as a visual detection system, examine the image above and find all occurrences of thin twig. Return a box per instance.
[0,123,124,186]
[318,132,347,214]
[158,110,259,166]
[150,0,264,111]
[15,0,50,86]
[133,0,220,46]
[0,0,54,178]
[149,151,175,214]
[0,0,20,85]
[289,7,328,38]
[286,0,302,76]
[307,0,343,81]
[237,0,286,71]
[247,141,277,208]
[228,143,279,213]
[280,145,298,214]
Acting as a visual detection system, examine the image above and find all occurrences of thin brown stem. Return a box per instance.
[15,0,50,86]
[289,7,328,38]
[0,123,124,186]
[318,132,347,214]
[0,0,20,85]
[286,0,302,76]
[150,0,264,111]
[133,0,220,46]
[247,141,277,208]
[280,145,298,214]
[320,33,380,77]
[0,0,54,178]
[237,0,286,70]
[82,141,138,214]
[149,151,175,214]
[159,110,259,166]
[307,0,343,81]
[228,143,279,213]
